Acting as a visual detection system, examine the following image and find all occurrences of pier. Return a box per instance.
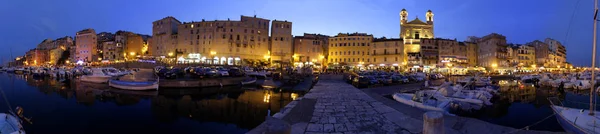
[250,74,562,134]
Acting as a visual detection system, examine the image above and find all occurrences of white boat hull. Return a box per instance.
[80,76,111,83]
[392,93,447,112]
[109,82,158,91]
[0,113,25,134]
[551,105,600,133]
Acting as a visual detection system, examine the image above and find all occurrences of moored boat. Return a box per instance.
[550,105,600,133]
[241,77,257,85]
[0,113,26,134]
[109,79,159,91]
[80,68,112,83]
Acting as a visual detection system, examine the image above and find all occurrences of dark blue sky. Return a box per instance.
[0,0,595,66]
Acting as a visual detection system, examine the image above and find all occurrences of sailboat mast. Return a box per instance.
[590,0,598,115]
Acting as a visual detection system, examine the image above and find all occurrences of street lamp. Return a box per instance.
[168,52,174,57]
[210,51,217,55]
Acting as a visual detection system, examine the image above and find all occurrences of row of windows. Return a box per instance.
[330,51,368,56]
[184,21,269,29]
[330,37,371,41]
[189,28,264,35]
[329,57,400,63]
[330,43,370,47]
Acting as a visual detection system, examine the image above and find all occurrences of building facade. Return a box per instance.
[75,28,97,62]
[270,20,293,64]
[125,33,144,58]
[465,42,478,66]
[476,33,508,68]
[102,41,124,61]
[528,40,549,66]
[25,49,48,66]
[151,16,181,57]
[400,9,435,66]
[372,38,404,67]
[516,44,536,67]
[545,38,566,67]
[293,34,327,66]
[328,33,373,66]
[176,16,271,64]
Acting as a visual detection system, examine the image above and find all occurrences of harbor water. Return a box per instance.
[449,79,600,132]
[0,73,302,134]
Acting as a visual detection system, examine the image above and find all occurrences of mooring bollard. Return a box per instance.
[423,111,444,134]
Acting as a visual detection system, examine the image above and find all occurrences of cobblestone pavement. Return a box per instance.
[292,75,422,134]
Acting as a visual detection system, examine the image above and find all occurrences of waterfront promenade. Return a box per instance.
[257,74,560,134]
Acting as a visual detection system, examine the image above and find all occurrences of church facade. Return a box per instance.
[400,9,434,67]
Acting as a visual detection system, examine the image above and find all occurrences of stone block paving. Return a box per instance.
[299,76,422,134]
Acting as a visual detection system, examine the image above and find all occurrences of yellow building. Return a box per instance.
[328,33,373,67]
[270,20,293,65]
[176,16,272,65]
[465,42,478,66]
[516,45,536,66]
[125,33,144,58]
[400,9,435,67]
[372,38,404,69]
[293,33,328,67]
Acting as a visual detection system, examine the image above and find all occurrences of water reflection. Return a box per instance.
[152,88,299,129]
[2,73,303,133]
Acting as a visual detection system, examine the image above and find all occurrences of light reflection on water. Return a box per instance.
[459,79,600,132]
[0,73,303,134]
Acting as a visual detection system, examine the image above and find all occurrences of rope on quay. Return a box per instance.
[505,112,557,134]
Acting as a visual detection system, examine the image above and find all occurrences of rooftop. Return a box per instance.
[373,37,402,42]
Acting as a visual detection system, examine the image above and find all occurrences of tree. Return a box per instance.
[57,48,70,65]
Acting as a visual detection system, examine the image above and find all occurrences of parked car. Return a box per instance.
[391,75,409,83]
[367,76,379,85]
[217,68,230,77]
[204,68,218,77]
[228,68,245,77]
[353,76,370,88]
[377,75,392,85]
[191,67,206,78]
[164,68,184,79]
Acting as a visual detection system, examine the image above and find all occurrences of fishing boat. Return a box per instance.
[241,77,257,85]
[550,2,600,133]
[109,79,159,91]
[80,68,112,83]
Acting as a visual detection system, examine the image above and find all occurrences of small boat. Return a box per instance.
[13,67,24,74]
[80,68,112,83]
[392,92,452,114]
[32,68,45,77]
[550,105,600,133]
[573,80,591,90]
[241,77,257,85]
[109,79,159,91]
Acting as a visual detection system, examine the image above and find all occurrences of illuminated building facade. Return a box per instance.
[327,33,373,66]
[75,28,97,62]
[400,9,434,66]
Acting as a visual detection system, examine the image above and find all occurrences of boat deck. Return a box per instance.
[0,114,20,133]
[553,105,600,133]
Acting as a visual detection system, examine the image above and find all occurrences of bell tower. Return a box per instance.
[400,9,408,24]
[426,10,434,25]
